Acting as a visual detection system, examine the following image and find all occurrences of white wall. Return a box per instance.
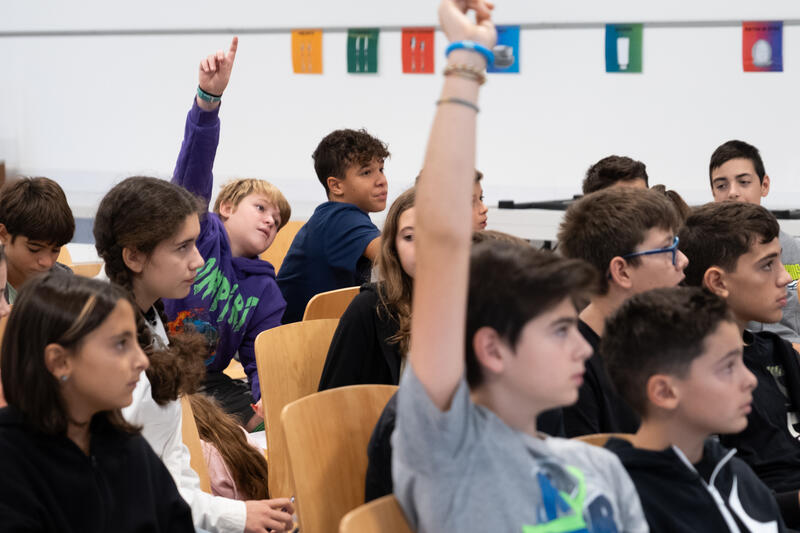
[4,0,800,31]
[2,8,800,222]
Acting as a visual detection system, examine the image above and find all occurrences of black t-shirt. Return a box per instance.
[563,320,640,437]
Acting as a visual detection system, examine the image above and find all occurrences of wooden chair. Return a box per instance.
[0,309,9,348]
[57,246,72,266]
[282,385,398,533]
[71,262,103,278]
[259,220,304,274]
[222,358,246,380]
[574,433,635,447]
[180,395,211,493]
[302,286,360,321]
[255,318,339,500]
[339,495,413,533]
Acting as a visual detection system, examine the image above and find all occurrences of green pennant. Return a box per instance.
[348,28,379,73]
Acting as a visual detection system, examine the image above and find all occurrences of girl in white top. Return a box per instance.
[94,175,294,533]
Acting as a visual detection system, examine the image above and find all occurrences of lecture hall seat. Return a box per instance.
[281,385,398,533]
[254,318,339,499]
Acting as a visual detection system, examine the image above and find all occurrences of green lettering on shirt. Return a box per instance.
[210,275,231,312]
[522,466,588,533]
[786,263,800,281]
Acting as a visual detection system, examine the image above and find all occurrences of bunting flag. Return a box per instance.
[402,28,435,74]
[743,21,783,72]
[347,28,379,73]
[488,26,520,74]
[605,24,643,73]
[291,30,323,74]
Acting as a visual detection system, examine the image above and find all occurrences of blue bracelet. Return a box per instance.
[197,86,222,104]
[445,40,494,66]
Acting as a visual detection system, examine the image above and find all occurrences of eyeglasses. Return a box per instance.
[622,236,680,266]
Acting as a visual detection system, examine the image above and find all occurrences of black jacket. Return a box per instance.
[720,331,800,494]
[563,320,640,437]
[606,437,788,532]
[0,406,194,533]
[319,283,403,390]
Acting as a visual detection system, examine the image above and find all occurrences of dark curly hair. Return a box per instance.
[94,176,207,405]
[312,129,390,195]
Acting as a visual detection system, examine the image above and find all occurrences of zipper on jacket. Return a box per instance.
[672,446,741,533]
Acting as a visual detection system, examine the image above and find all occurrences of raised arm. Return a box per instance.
[409,0,496,410]
[172,37,238,204]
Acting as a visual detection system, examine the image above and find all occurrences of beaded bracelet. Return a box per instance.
[444,64,487,85]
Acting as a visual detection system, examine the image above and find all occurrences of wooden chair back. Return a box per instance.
[302,286,360,321]
[339,495,413,533]
[72,262,103,278]
[57,246,72,266]
[574,433,635,447]
[255,318,339,500]
[282,385,398,533]
[259,220,304,274]
[0,308,9,349]
[180,395,211,493]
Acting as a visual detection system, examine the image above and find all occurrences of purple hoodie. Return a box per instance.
[163,100,286,400]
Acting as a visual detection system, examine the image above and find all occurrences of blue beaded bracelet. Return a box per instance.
[445,40,494,66]
[197,86,222,104]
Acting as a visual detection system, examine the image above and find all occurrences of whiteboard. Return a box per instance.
[4,0,800,34]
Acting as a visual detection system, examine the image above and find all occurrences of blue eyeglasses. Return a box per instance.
[622,236,680,266]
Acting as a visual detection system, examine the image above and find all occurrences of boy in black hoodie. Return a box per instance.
[603,286,787,532]
[678,201,800,527]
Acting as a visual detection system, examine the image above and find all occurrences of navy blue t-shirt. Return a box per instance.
[278,201,380,323]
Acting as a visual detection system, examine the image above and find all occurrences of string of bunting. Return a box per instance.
[291,22,784,75]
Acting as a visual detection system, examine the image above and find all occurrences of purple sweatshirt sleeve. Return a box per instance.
[172,99,221,209]
[241,297,286,402]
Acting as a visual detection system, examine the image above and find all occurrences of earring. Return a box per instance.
[59,375,69,383]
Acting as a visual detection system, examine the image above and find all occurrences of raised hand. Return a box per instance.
[438,0,497,48]
[197,36,238,108]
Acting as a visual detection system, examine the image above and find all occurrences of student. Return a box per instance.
[189,394,270,502]
[582,155,649,194]
[319,187,415,391]
[363,228,563,503]
[708,139,800,344]
[391,1,647,530]
[94,176,294,533]
[164,37,292,428]
[557,187,688,436]
[0,245,20,407]
[0,176,75,303]
[276,133,389,324]
[679,201,800,526]
[0,273,195,532]
[417,169,487,231]
[602,287,787,532]
[472,170,489,230]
